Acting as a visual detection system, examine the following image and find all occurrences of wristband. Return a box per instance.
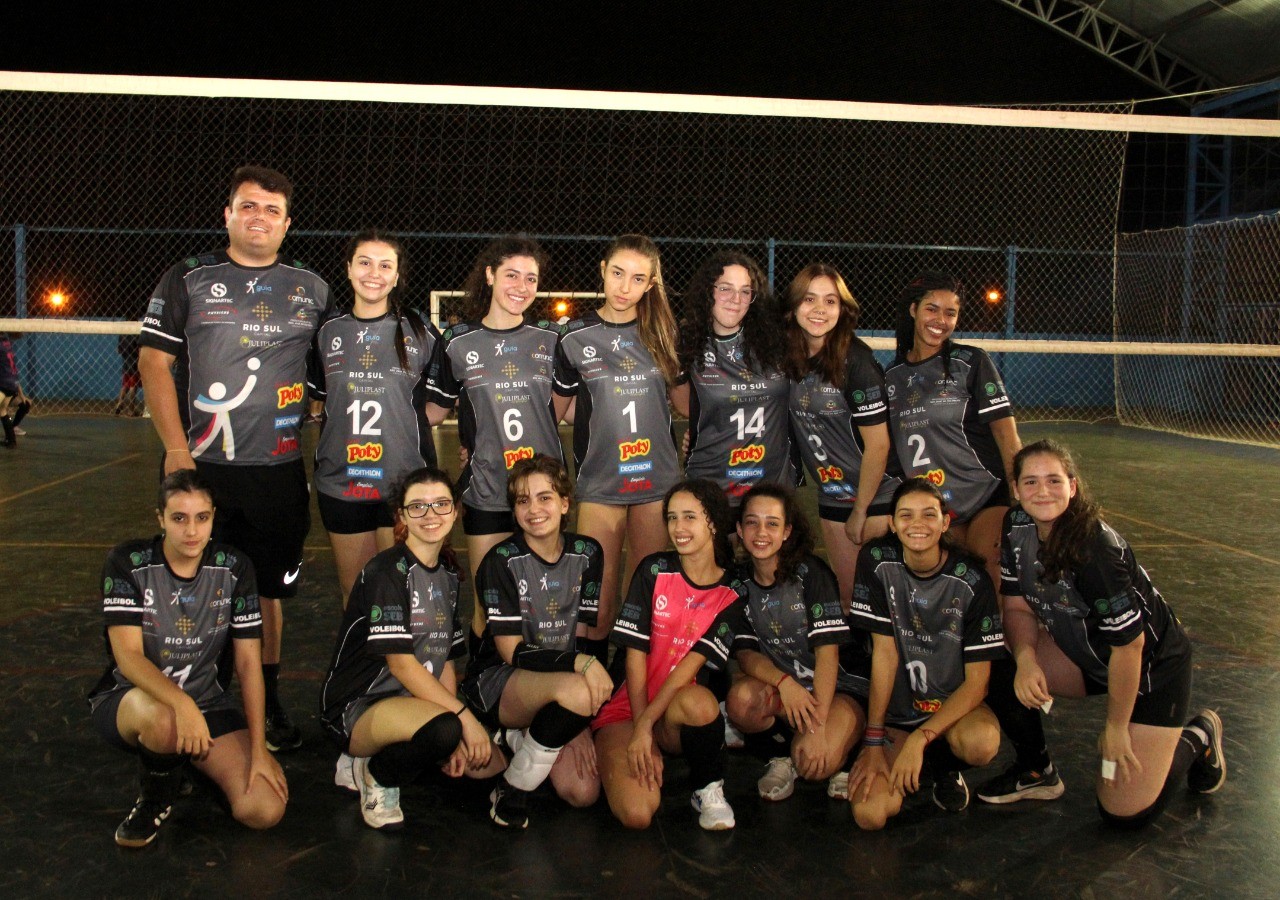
[580,656,595,675]
[775,672,792,689]
[165,447,192,454]
[862,724,887,747]
[919,727,938,745]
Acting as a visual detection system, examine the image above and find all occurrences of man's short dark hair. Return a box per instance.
[228,165,293,215]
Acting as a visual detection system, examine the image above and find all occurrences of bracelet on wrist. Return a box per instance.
[580,656,595,675]
[775,672,792,689]
[919,727,939,745]
[165,447,192,454]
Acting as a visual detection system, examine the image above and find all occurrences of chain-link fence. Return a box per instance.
[3,78,1274,443]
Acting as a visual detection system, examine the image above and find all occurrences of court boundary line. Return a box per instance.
[0,452,144,505]
[1109,510,1280,567]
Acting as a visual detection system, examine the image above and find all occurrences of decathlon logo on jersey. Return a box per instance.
[619,461,652,475]
[347,466,384,479]
[274,414,301,430]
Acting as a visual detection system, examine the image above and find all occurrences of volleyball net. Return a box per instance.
[1,72,1278,444]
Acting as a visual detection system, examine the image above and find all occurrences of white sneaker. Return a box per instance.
[353,755,404,831]
[691,779,735,830]
[827,770,850,800]
[721,702,745,750]
[334,752,358,792]
[12,426,25,436]
[758,756,798,801]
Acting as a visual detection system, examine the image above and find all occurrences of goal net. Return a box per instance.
[1,72,1278,443]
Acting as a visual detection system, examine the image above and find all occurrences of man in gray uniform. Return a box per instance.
[139,166,331,751]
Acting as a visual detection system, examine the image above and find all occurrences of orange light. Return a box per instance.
[554,299,569,316]
[48,291,67,309]
[985,289,1001,304]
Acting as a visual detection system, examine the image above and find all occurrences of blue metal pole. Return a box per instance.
[1004,246,1017,338]
[766,237,776,292]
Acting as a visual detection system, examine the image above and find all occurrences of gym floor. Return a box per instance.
[1,419,1274,898]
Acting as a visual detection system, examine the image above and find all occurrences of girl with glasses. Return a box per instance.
[319,468,499,831]
[672,252,795,512]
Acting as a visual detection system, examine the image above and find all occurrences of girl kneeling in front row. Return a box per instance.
[319,468,499,831]
[847,477,1004,828]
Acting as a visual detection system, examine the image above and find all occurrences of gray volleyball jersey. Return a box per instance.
[684,331,795,502]
[312,312,439,503]
[736,554,868,697]
[319,544,465,729]
[92,538,261,709]
[850,538,1004,726]
[883,344,1012,520]
[424,320,564,512]
[554,313,680,504]
[789,339,899,510]
[1000,510,1191,692]
[139,251,331,465]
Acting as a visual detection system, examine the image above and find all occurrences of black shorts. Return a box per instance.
[197,459,310,598]
[89,687,245,753]
[458,663,517,731]
[819,501,892,523]
[462,504,515,536]
[317,490,395,534]
[1083,654,1192,729]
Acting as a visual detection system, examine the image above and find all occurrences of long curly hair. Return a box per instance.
[601,235,679,385]
[781,263,861,388]
[458,235,548,323]
[893,271,962,380]
[345,229,425,371]
[1013,439,1103,583]
[663,478,736,570]
[677,251,783,378]
[737,484,815,586]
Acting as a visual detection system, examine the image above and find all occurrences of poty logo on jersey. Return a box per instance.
[728,444,765,466]
[925,468,945,486]
[619,438,651,461]
[347,442,384,463]
[503,446,534,469]
[211,283,227,298]
[277,383,304,407]
[912,698,942,714]
[816,464,844,483]
[466,351,480,365]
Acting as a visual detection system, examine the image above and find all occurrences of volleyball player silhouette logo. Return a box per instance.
[192,358,261,460]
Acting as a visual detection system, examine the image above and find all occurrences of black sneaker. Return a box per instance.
[114,798,172,848]
[265,707,302,753]
[1187,709,1226,794]
[977,762,1065,804]
[489,781,530,830]
[932,771,970,812]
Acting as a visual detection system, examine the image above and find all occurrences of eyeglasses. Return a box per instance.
[402,498,455,517]
[713,283,754,303]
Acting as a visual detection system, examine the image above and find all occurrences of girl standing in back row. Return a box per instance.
[554,235,682,658]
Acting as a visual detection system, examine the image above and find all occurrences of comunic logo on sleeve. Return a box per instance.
[619,438,651,461]
[277,383,304,407]
[504,446,534,469]
[347,442,384,463]
[728,444,765,466]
